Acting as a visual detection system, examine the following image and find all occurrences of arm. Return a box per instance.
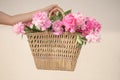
[0,4,59,26]
[0,11,33,25]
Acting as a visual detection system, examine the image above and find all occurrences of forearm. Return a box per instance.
[0,10,41,26]
[10,10,40,25]
[0,11,12,25]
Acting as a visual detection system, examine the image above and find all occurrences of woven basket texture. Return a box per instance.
[27,31,81,71]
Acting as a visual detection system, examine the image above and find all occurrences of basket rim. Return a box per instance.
[26,31,77,35]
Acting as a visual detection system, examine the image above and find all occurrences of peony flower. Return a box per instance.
[32,12,51,31]
[86,17,101,33]
[86,32,101,43]
[52,20,64,35]
[74,12,85,27]
[62,13,77,33]
[13,22,25,35]
[80,17,101,36]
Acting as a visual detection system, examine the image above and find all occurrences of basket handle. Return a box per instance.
[48,7,65,18]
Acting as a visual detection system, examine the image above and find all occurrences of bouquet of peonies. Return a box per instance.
[13,9,101,46]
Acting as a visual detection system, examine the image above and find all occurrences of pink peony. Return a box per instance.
[32,12,51,31]
[86,17,101,33]
[74,12,85,27]
[80,17,101,36]
[62,13,77,33]
[86,33,101,43]
[52,20,63,35]
[13,22,25,35]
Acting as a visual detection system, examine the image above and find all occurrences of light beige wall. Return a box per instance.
[0,0,120,80]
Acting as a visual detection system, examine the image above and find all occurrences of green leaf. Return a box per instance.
[32,25,36,31]
[32,25,41,32]
[24,26,33,34]
[50,15,58,22]
[64,9,72,15]
[58,12,62,18]
[24,25,41,34]
[76,34,82,44]
[76,34,87,47]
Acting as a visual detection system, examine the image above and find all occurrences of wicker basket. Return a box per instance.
[27,32,81,71]
[26,8,82,71]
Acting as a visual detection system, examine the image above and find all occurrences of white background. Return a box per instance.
[0,0,120,80]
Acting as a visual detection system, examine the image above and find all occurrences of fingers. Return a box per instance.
[48,4,59,12]
[49,4,59,9]
[44,4,62,13]
[41,4,63,17]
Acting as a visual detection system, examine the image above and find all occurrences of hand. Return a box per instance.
[40,4,61,14]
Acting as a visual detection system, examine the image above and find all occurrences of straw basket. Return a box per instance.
[26,8,82,71]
